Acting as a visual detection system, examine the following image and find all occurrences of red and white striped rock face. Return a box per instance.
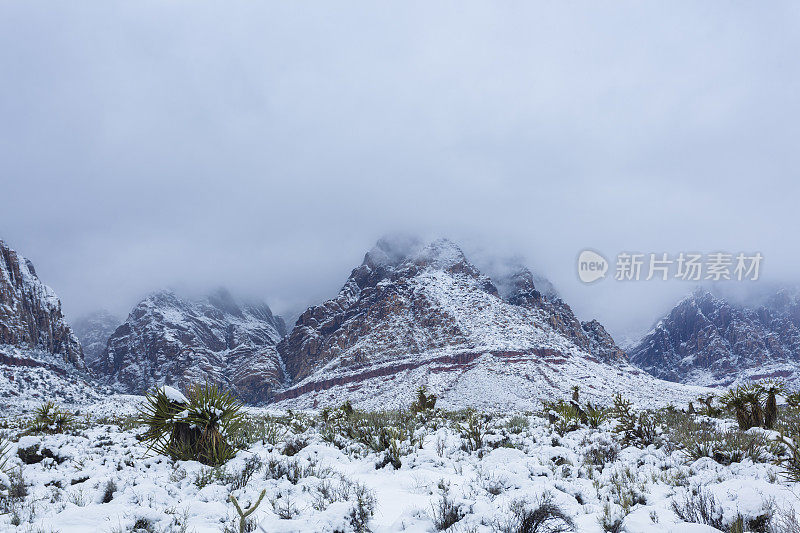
[275,238,659,410]
[629,288,800,388]
[94,288,286,402]
[0,239,84,370]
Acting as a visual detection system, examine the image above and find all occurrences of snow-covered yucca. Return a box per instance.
[27,401,74,434]
[139,382,245,466]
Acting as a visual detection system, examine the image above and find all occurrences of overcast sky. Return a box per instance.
[2,2,799,341]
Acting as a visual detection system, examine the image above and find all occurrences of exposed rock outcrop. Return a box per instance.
[0,240,84,370]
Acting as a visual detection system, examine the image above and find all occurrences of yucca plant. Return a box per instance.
[786,391,800,408]
[138,382,245,466]
[584,403,609,429]
[760,379,785,429]
[28,401,74,434]
[550,401,581,436]
[696,395,722,418]
[776,431,800,482]
[720,386,755,430]
[741,384,765,429]
[411,386,437,413]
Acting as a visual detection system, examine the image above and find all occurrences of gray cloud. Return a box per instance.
[1,1,799,339]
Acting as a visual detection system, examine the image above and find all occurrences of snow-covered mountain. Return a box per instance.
[72,310,121,368]
[275,238,701,409]
[0,239,101,405]
[0,239,84,370]
[629,288,800,387]
[93,289,286,402]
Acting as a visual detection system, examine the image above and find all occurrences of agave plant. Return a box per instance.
[138,382,245,466]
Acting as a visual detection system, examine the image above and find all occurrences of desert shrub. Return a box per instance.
[771,504,800,533]
[583,436,620,467]
[460,411,488,452]
[505,415,529,434]
[309,473,375,531]
[670,488,725,529]
[598,503,624,533]
[672,488,773,532]
[607,466,647,514]
[282,436,309,457]
[681,428,781,466]
[138,383,245,466]
[0,434,10,482]
[609,395,659,448]
[695,395,724,418]
[264,456,331,485]
[776,432,800,482]
[546,401,580,437]
[493,492,574,533]
[0,465,25,515]
[431,484,465,530]
[26,401,74,434]
[325,409,415,456]
[411,386,437,413]
[228,455,263,490]
[270,492,299,520]
[194,466,227,489]
[237,415,285,446]
[347,481,377,533]
[101,479,117,503]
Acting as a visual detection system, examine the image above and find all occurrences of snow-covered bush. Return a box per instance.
[460,410,488,452]
[138,383,245,466]
[410,386,437,413]
[493,492,575,533]
[26,401,74,434]
[609,394,660,448]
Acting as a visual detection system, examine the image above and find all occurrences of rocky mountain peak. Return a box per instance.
[276,237,635,408]
[94,288,286,402]
[0,239,84,370]
[629,287,800,387]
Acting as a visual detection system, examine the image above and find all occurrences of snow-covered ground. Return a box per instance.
[2,395,799,532]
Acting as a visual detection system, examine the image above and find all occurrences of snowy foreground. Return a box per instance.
[1,395,799,533]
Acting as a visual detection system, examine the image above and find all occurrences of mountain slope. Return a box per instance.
[0,239,100,406]
[94,289,286,402]
[73,310,121,368]
[629,288,800,387]
[276,238,700,409]
[0,239,84,370]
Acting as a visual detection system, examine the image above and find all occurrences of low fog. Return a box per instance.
[2,2,799,341]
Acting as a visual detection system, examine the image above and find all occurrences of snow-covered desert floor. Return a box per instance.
[1,394,799,533]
